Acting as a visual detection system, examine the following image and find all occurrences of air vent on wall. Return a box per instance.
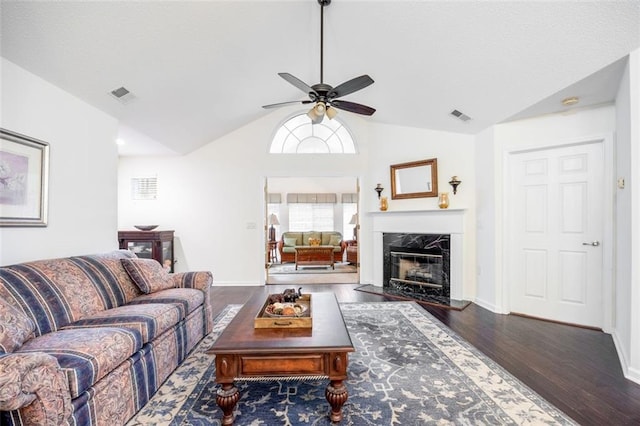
[450,109,472,122]
[131,177,157,200]
[109,86,136,104]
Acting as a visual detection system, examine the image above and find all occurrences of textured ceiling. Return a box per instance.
[1,1,638,156]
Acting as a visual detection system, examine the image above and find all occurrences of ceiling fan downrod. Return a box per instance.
[261,0,375,119]
[319,0,331,84]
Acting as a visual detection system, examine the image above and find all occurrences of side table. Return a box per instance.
[346,240,358,265]
[268,240,278,263]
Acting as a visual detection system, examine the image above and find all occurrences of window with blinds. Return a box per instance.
[289,204,334,232]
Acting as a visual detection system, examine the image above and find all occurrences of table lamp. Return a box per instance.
[268,214,280,242]
[349,213,358,240]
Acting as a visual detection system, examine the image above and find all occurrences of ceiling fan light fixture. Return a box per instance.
[326,105,338,119]
[263,0,375,117]
[308,102,328,124]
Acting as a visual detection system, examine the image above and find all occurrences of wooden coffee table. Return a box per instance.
[295,245,335,270]
[207,291,354,425]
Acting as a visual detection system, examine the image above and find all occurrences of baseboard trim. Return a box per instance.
[473,297,502,314]
[611,331,640,385]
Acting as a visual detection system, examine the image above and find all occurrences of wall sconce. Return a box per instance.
[448,176,462,195]
[374,183,384,199]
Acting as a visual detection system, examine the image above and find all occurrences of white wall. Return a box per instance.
[118,111,476,297]
[613,49,640,384]
[629,49,640,383]
[474,126,499,311]
[0,58,119,265]
[476,105,617,314]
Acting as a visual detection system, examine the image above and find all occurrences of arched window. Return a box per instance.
[269,113,356,154]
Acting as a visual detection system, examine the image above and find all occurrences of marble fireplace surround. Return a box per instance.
[371,209,466,301]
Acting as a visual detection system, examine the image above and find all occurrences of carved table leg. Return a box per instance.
[216,382,239,425]
[325,379,348,423]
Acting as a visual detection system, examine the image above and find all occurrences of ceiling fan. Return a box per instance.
[262,0,376,124]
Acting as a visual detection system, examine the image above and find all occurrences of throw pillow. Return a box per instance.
[284,237,298,247]
[329,235,342,246]
[0,298,36,353]
[121,258,174,294]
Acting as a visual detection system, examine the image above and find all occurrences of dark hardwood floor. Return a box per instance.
[210,284,640,426]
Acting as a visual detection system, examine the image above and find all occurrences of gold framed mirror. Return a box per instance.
[390,158,438,199]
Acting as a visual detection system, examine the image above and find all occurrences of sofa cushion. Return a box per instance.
[283,237,298,247]
[0,259,119,336]
[121,258,174,294]
[62,303,182,344]
[127,288,204,319]
[17,327,142,398]
[0,299,35,353]
[329,235,342,246]
[282,232,302,245]
[69,251,142,308]
[303,232,321,245]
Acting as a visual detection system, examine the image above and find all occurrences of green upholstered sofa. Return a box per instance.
[277,231,346,263]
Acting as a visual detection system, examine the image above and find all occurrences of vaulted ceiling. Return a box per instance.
[1,1,638,156]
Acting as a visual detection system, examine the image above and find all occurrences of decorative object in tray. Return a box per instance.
[255,288,312,329]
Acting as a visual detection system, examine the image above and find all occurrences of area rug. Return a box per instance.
[269,262,357,275]
[127,302,576,425]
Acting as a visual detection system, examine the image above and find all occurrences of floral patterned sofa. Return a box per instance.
[0,250,213,426]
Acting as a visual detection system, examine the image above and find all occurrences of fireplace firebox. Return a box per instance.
[383,233,450,305]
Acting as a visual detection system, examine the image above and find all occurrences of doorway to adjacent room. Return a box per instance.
[265,176,360,285]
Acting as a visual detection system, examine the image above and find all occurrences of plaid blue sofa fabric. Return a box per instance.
[68,254,137,309]
[0,263,78,336]
[126,287,204,319]
[17,327,143,399]
[62,303,183,344]
[0,251,212,426]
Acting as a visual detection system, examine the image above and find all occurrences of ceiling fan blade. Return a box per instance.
[330,99,376,116]
[262,100,313,109]
[278,73,317,96]
[327,75,374,99]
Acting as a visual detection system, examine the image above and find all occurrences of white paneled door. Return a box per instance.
[508,142,604,328]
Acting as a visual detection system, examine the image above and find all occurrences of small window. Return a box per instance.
[270,114,356,154]
[131,176,157,200]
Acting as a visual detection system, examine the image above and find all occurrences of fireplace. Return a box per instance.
[362,209,469,309]
[384,233,450,305]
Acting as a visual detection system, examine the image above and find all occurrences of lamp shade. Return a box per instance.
[268,213,280,225]
[349,213,358,225]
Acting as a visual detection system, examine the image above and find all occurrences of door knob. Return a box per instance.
[582,241,600,247]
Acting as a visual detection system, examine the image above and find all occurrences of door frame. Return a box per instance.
[263,175,361,284]
[501,133,615,332]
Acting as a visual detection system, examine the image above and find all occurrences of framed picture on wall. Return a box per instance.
[0,128,50,227]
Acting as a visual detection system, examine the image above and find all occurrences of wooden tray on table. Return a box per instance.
[254,294,312,329]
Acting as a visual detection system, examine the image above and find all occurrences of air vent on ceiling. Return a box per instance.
[109,86,136,104]
[450,109,472,122]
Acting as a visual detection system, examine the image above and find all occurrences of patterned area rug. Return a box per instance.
[127,302,576,425]
[269,262,357,275]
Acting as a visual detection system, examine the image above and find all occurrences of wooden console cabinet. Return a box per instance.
[118,230,175,272]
